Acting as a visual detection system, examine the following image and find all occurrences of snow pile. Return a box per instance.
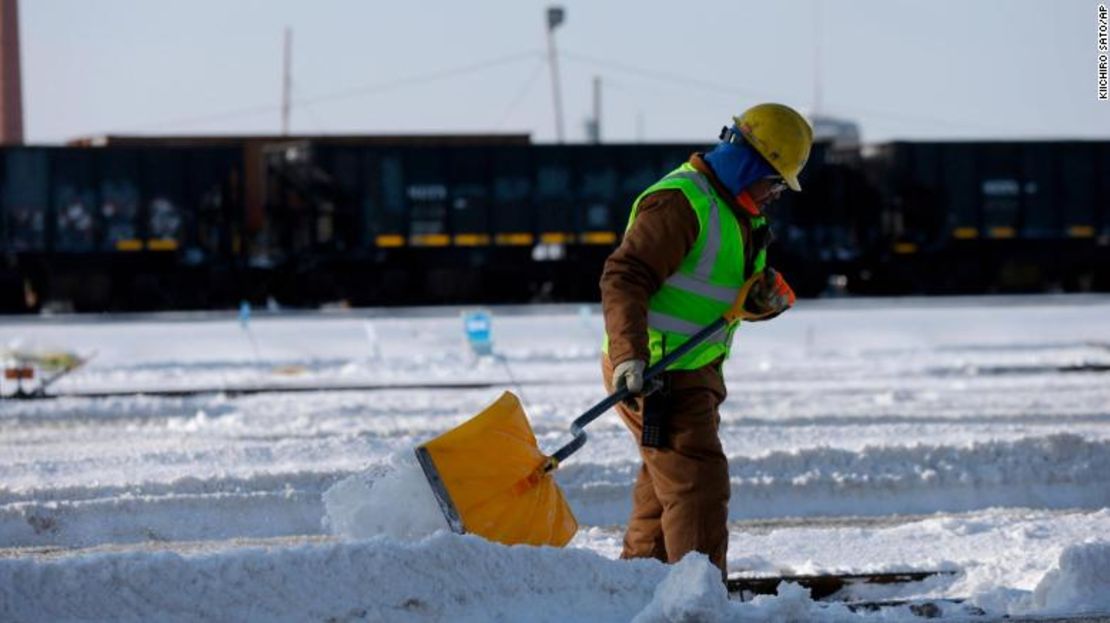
[323,452,448,540]
[4,538,871,623]
[724,433,1110,509]
[633,554,731,623]
[633,554,854,623]
[0,533,667,623]
[559,433,1110,525]
[1032,540,1110,614]
[0,469,340,548]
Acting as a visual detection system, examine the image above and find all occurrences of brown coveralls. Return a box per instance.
[600,154,760,576]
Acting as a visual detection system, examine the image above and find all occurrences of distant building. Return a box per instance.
[810,115,861,147]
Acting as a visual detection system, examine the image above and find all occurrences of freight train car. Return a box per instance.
[854,141,1110,294]
[0,137,1107,313]
[260,141,700,306]
[259,139,845,306]
[0,145,244,311]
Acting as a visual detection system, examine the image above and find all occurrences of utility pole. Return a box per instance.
[545,6,565,143]
[812,0,823,117]
[281,27,292,135]
[585,75,601,143]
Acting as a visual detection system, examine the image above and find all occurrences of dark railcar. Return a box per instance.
[0,146,243,311]
[2,137,1107,312]
[855,141,1110,294]
[266,143,712,307]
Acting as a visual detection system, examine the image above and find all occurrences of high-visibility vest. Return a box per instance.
[604,162,766,370]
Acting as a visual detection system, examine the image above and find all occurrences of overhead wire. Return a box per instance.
[816,102,1021,134]
[101,44,1014,139]
[494,57,548,129]
[107,49,543,134]
[294,49,543,108]
[559,49,772,100]
[560,48,1023,136]
[291,83,329,134]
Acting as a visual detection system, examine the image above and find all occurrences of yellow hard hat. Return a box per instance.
[733,103,813,192]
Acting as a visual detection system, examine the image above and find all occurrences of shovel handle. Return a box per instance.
[549,316,729,466]
[548,272,776,467]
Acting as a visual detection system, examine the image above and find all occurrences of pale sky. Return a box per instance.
[21,0,1110,145]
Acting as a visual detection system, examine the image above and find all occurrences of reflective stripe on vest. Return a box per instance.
[679,171,721,280]
[646,310,730,345]
[662,273,741,304]
[656,170,738,305]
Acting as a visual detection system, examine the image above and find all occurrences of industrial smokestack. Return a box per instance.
[0,0,22,144]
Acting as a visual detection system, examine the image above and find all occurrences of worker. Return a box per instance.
[600,103,812,578]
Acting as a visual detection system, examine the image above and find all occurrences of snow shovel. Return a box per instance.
[415,271,778,547]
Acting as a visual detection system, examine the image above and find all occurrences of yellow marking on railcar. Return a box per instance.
[375,234,405,248]
[580,231,618,245]
[893,242,918,254]
[988,226,1016,239]
[952,227,979,239]
[1067,225,1095,238]
[410,234,451,247]
[115,239,143,252]
[146,239,179,251]
[495,233,534,246]
[454,233,491,246]
[539,232,573,245]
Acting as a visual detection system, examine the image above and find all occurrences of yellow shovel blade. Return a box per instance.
[416,391,578,547]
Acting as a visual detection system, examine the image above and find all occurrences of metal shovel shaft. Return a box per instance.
[549,317,728,466]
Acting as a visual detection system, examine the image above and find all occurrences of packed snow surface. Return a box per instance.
[2,295,1110,621]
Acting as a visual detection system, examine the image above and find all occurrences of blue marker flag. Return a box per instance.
[463,310,493,356]
[239,301,251,329]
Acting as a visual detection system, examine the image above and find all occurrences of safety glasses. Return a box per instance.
[765,176,788,194]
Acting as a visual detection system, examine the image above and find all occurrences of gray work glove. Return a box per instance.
[613,359,646,408]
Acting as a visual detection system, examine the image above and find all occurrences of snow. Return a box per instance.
[1,532,667,623]
[633,554,732,623]
[1033,540,1110,615]
[2,295,1110,621]
[322,453,447,541]
[631,554,856,623]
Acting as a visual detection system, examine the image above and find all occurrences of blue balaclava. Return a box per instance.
[703,127,776,196]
